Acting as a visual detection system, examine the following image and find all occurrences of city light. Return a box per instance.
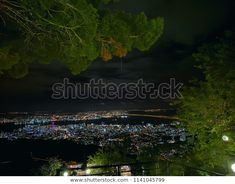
[222,135,229,142]
[231,163,235,173]
[63,171,69,176]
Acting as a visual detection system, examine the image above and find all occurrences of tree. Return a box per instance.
[34,157,63,176]
[174,31,235,171]
[87,146,129,175]
[0,0,164,78]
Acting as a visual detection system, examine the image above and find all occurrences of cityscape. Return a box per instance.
[0,110,188,176]
[0,110,186,150]
[0,118,186,150]
[0,111,128,125]
[0,0,235,180]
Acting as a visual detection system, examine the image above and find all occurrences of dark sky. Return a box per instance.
[0,0,235,112]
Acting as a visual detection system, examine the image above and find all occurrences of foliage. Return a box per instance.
[0,0,164,78]
[35,157,63,176]
[87,146,129,175]
[87,144,188,176]
[174,31,235,170]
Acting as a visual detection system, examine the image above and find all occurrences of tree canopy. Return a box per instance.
[174,31,235,171]
[0,0,164,78]
[33,157,63,176]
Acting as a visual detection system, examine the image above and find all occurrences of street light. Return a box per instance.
[86,169,91,175]
[231,163,235,173]
[222,135,229,142]
[63,171,69,176]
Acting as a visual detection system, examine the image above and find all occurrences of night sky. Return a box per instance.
[0,0,235,112]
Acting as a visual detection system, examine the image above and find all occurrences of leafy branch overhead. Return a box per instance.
[0,0,164,78]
